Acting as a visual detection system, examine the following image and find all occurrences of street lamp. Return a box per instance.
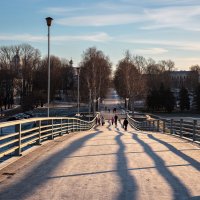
[126,98,129,112]
[97,97,100,111]
[46,17,53,117]
[89,89,91,119]
[93,99,97,114]
[76,67,80,116]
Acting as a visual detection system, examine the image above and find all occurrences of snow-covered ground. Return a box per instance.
[102,88,123,109]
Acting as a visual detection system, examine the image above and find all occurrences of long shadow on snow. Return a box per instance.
[148,134,200,171]
[115,130,138,200]
[133,133,191,200]
[0,127,102,200]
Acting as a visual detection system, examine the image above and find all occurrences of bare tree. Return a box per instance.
[79,47,112,111]
[0,45,19,109]
[114,51,146,111]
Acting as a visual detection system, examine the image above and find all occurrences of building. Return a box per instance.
[11,51,23,104]
[170,70,199,108]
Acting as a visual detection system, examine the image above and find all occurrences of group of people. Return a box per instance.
[96,110,129,131]
[96,115,105,126]
[105,107,117,113]
[111,115,118,127]
[110,115,128,131]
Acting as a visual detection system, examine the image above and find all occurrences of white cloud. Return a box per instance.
[56,14,143,26]
[41,2,139,16]
[41,7,85,15]
[0,34,46,42]
[52,32,112,42]
[48,3,200,32]
[134,48,168,55]
[121,38,200,51]
[141,6,200,31]
[0,33,112,43]
[120,0,200,6]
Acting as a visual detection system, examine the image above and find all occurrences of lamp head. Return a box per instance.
[46,17,53,26]
[76,67,80,75]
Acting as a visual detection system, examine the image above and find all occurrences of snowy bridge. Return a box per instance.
[0,115,199,200]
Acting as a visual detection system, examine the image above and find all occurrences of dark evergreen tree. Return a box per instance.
[193,84,200,112]
[158,83,165,110]
[146,88,159,111]
[146,84,175,113]
[164,88,175,112]
[179,87,190,111]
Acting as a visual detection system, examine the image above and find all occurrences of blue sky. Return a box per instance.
[1,0,200,70]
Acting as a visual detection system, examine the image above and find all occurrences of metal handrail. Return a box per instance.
[127,114,200,144]
[127,114,143,130]
[127,114,159,131]
[0,114,98,159]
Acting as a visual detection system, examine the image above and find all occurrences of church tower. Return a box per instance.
[11,50,21,77]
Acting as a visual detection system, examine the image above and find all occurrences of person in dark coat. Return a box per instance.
[114,115,118,127]
[111,116,114,125]
[123,118,128,131]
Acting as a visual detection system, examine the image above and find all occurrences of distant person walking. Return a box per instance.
[123,118,128,131]
[111,117,114,125]
[101,116,105,126]
[114,115,118,127]
[98,117,101,125]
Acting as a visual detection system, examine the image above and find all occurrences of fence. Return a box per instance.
[127,114,200,143]
[0,115,98,159]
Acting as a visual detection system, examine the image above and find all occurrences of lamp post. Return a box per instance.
[93,99,97,114]
[76,67,80,116]
[97,97,100,111]
[46,17,53,117]
[126,98,129,112]
[89,89,91,120]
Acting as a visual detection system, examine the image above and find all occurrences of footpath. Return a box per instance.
[0,122,199,200]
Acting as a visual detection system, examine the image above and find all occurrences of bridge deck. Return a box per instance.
[0,122,199,200]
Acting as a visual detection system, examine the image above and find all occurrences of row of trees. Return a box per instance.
[146,84,175,112]
[1,43,200,113]
[0,44,112,112]
[0,44,76,111]
[114,51,177,112]
[146,84,193,112]
[114,51,200,113]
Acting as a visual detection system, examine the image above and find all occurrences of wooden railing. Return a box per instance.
[0,115,98,159]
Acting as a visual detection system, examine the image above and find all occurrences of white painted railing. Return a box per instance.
[0,115,98,159]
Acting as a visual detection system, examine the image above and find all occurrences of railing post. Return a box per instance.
[141,122,144,130]
[153,120,155,131]
[180,119,183,137]
[15,123,22,156]
[67,119,69,133]
[51,119,54,139]
[60,119,63,136]
[163,120,166,133]
[150,120,152,131]
[73,119,74,132]
[193,120,197,142]
[170,119,174,134]
[148,120,151,131]
[37,120,41,145]
[157,120,160,132]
